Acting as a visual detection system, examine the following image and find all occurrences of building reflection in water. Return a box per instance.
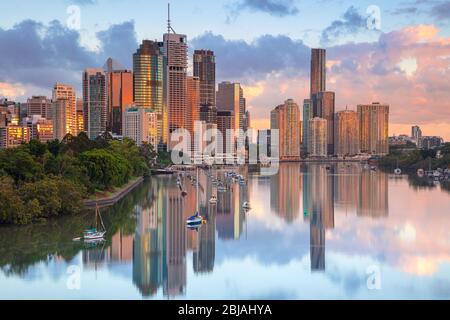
[126,164,388,297]
[358,170,389,218]
[303,164,335,271]
[270,163,301,223]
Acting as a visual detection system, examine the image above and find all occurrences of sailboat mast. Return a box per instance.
[196,167,199,212]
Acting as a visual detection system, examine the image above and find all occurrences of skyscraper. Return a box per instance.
[26,96,52,120]
[302,99,313,153]
[335,110,360,156]
[122,107,158,147]
[186,76,200,137]
[411,125,422,148]
[310,48,326,98]
[358,103,389,155]
[193,50,216,107]
[312,91,335,155]
[309,117,327,157]
[217,111,235,156]
[163,31,188,144]
[83,68,107,140]
[133,41,165,144]
[52,83,76,136]
[216,82,246,131]
[270,99,301,161]
[107,66,133,136]
[52,98,72,141]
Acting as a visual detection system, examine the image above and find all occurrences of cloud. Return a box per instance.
[320,6,373,46]
[191,32,310,81]
[0,19,137,96]
[0,82,26,100]
[227,0,299,20]
[430,1,450,20]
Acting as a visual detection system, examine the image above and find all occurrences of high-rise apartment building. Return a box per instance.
[303,99,313,153]
[133,41,165,144]
[335,110,360,156]
[357,103,389,155]
[76,99,84,136]
[309,117,327,157]
[23,115,53,143]
[122,107,158,147]
[310,49,326,98]
[411,125,422,148]
[217,111,235,156]
[83,68,107,140]
[52,98,72,141]
[217,82,246,131]
[26,96,52,120]
[163,33,188,143]
[186,76,200,136]
[270,99,301,161]
[52,83,76,136]
[193,50,216,107]
[312,91,335,155]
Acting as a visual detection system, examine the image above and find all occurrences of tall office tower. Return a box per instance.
[312,91,335,154]
[357,102,389,155]
[83,68,107,140]
[302,99,313,153]
[107,67,133,135]
[193,50,216,106]
[411,125,422,147]
[163,30,188,144]
[52,83,76,136]
[133,40,165,144]
[122,107,158,147]
[310,48,326,98]
[26,96,52,120]
[217,82,246,131]
[335,110,360,156]
[309,117,327,157]
[270,99,301,161]
[76,99,84,136]
[217,111,235,155]
[52,98,72,141]
[186,76,200,136]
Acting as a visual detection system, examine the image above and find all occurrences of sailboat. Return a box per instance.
[186,167,206,227]
[83,203,106,241]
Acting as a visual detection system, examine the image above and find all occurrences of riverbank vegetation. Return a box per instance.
[0,133,156,225]
[380,143,450,171]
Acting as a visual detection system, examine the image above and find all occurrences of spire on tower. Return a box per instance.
[167,2,176,34]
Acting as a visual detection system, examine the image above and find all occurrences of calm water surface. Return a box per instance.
[1,163,450,300]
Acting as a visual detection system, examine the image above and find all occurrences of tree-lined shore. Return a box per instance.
[0,133,159,225]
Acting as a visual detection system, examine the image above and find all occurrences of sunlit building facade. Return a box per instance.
[186,76,200,137]
[52,98,72,141]
[303,99,313,153]
[133,40,165,144]
[217,82,246,132]
[52,83,76,136]
[270,99,301,161]
[108,69,133,135]
[26,96,52,120]
[163,33,188,146]
[310,48,326,97]
[335,110,360,156]
[312,91,335,155]
[358,103,389,155]
[309,117,327,157]
[123,107,158,147]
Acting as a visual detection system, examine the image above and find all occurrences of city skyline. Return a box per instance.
[0,1,449,140]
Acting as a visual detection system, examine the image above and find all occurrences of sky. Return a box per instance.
[0,0,450,140]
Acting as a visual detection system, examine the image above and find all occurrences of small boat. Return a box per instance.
[74,204,106,242]
[243,202,251,210]
[371,166,377,171]
[186,212,205,226]
[209,196,218,204]
[394,168,402,175]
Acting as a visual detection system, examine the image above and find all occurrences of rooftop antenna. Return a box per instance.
[167,2,176,34]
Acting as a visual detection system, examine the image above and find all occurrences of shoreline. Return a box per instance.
[83,176,144,209]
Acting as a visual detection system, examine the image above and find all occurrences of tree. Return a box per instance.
[0,148,44,183]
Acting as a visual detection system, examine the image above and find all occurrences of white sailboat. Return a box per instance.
[186,167,205,227]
